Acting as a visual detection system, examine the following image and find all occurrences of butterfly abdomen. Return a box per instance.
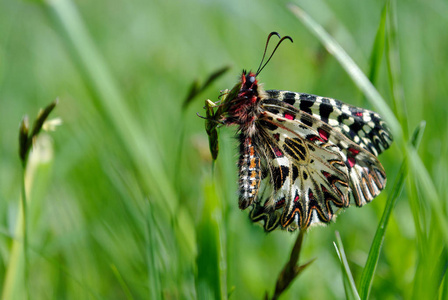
[238,135,261,209]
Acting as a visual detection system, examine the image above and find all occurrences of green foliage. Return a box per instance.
[1,0,447,299]
[334,232,360,300]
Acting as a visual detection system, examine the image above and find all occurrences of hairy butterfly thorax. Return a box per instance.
[202,32,393,232]
[222,71,265,136]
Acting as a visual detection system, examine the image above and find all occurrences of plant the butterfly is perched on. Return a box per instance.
[202,32,393,232]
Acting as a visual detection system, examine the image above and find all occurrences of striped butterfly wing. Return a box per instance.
[248,93,390,231]
[265,90,393,156]
[262,94,390,205]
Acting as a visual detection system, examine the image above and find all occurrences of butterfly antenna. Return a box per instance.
[256,32,281,75]
[256,34,293,76]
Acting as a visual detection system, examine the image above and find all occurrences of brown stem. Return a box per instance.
[269,229,314,300]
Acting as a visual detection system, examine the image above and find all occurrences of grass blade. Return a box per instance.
[334,232,361,300]
[182,66,230,109]
[110,264,135,300]
[385,0,409,138]
[196,179,225,300]
[359,121,426,299]
[443,262,448,300]
[408,148,448,244]
[145,202,162,300]
[367,2,387,84]
[44,0,177,214]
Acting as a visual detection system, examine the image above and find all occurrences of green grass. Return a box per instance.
[1,0,447,299]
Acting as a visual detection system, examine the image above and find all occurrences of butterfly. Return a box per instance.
[202,32,393,232]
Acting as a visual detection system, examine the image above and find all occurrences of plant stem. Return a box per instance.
[270,229,313,300]
[21,164,30,300]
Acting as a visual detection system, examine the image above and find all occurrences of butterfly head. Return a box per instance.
[240,70,259,93]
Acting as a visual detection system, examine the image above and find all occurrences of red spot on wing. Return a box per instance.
[348,147,360,155]
[318,128,329,142]
[308,135,324,143]
[273,147,283,157]
[308,190,314,200]
[347,157,356,168]
[322,171,331,178]
[275,198,286,209]
[355,112,363,117]
[284,113,294,120]
[294,195,299,202]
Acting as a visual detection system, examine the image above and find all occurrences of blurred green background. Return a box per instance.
[1,0,447,299]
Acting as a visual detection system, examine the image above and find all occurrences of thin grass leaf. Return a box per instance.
[183,80,201,109]
[288,4,403,147]
[358,163,405,299]
[196,179,225,300]
[358,121,425,299]
[202,66,231,92]
[367,2,387,84]
[443,265,448,300]
[405,158,426,254]
[408,148,448,244]
[44,0,177,214]
[110,264,135,300]
[407,132,448,298]
[385,0,409,138]
[334,232,360,300]
[145,202,162,300]
[183,66,230,109]
[437,247,448,295]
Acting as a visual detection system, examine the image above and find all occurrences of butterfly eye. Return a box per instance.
[249,76,256,83]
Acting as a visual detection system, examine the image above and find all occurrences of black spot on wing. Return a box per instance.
[349,119,363,134]
[319,98,333,124]
[283,92,296,105]
[272,166,290,191]
[337,113,350,124]
[298,94,316,115]
[258,120,278,131]
[300,116,313,127]
[268,108,280,115]
[300,93,316,101]
[292,165,299,182]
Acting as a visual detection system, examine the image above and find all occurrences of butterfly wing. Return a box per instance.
[249,111,352,231]
[265,90,393,156]
[248,94,389,231]
[262,96,389,204]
